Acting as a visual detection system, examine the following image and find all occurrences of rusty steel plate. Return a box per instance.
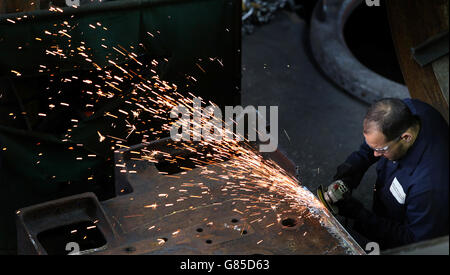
[16,138,365,255]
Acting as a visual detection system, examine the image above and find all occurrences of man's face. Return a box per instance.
[363,127,405,161]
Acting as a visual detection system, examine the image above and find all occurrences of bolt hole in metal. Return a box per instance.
[231,218,239,223]
[242,230,248,235]
[124,246,136,253]
[206,240,213,244]
[156,237,168,245]
[196,228,203,233]
[281,218,297,227]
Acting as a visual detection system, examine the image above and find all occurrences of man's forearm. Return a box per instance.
[340,142,379,189]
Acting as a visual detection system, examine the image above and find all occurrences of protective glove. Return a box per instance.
[335,197,365,220]
[333,162,364,190]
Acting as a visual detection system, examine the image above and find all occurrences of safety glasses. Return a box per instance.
[371,136,402,153]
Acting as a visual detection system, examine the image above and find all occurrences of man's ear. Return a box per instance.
[402,133,413,142]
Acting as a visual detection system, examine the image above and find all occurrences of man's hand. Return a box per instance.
[336,197,365,219]
[333,162,364,190]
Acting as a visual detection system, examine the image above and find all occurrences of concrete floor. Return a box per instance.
[241,11,377,211]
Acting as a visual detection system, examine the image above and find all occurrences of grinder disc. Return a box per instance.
[317,185,337,214]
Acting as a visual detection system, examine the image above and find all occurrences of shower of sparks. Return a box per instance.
[4,12,336,250]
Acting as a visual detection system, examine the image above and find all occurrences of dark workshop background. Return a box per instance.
[1,0,432,254]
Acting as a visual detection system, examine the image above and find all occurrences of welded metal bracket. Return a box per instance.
[15,192,120,255]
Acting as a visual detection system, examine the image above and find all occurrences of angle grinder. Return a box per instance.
[317,180,350,215]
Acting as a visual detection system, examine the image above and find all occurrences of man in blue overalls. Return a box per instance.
[333,98,449,250]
